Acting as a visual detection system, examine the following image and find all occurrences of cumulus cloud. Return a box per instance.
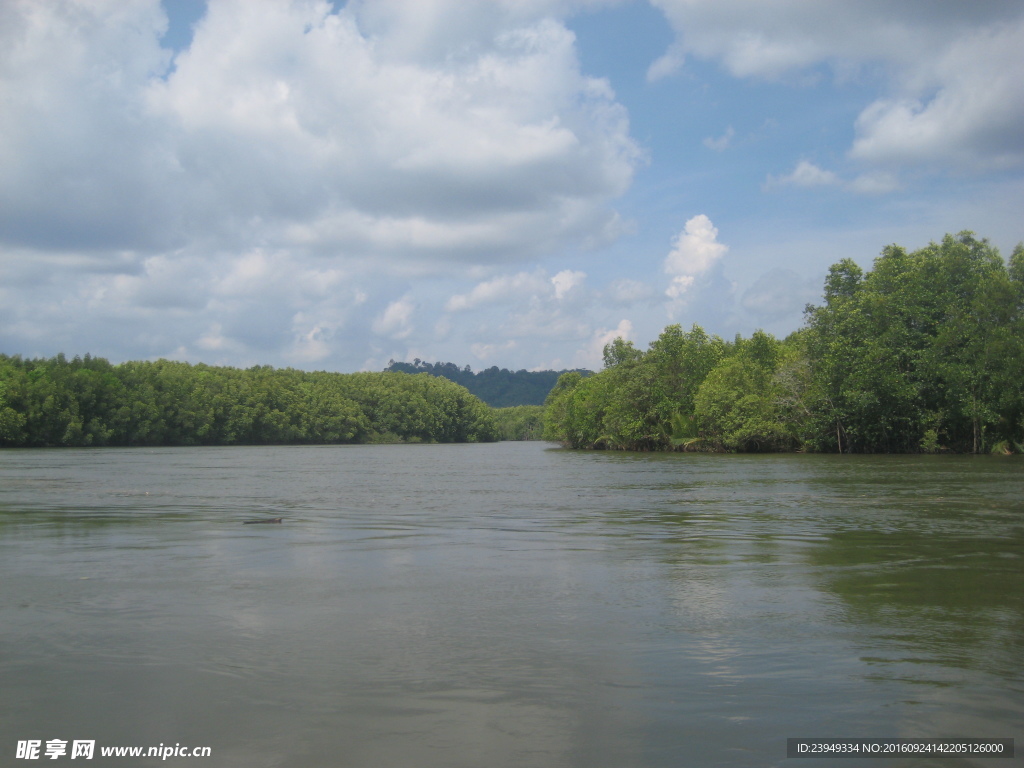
[16,0,1011,375]
[766,162,905,196]
[646,44,685,82]
[0,0,642,368]
[849,19,1024,170]
[0,0,640,258]
[373,297,416,340]
[347,0,626,64]
[0,0,176,250]
[551,269,586,299]
[413,262,644,370]
[445,271,550,312]
[648,0,1024,172]
[445,266,590,315]
[155,0,638,258]
[196,324,232,353]
[664,214,727,300]
[577,319,633,370]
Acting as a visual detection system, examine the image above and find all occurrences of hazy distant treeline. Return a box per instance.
[0,358,499,447]
[383,360,590,407]
[544,232,1024,454]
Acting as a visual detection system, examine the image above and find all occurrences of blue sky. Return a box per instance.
[2,0,1022,372]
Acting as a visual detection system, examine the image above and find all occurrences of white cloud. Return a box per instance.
[665,275,695,300]
[373,297,416,340]
[646,45,684,82]
[664,214,727,299]
[767,160,840,188]
[551,269,586,299]
[766,162,903,195]
[10,1,1014,376]
[577,319,633,369]
[445,271,549,312]
[288,323,332,365]
[344,0,628,64]
[197,324,230,352]
[157,2,639,258]
[0,0,640,262]
[416,262,633,371]
[444,266,588,317]
[663,214,729,321]
[0,0,176,250]
[850,19,1024,170]
[765,161,908,196]
[0,0,645,370]
[648,0,1024,172]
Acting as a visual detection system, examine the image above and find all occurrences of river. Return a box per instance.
[1,442,1021,767]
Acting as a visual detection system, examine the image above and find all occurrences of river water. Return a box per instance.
[1,442,1021,767]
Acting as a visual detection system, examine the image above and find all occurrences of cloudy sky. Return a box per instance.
[2,0,1022,372]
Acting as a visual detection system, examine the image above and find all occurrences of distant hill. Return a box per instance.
[384,359,592,407]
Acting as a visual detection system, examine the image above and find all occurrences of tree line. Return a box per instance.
[490,405,546,441]
[0,356,499,447]
[544,232,1024,454]
[384,359,591,407]
[3,231,1019,453]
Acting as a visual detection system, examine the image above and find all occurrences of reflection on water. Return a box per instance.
[1,444,1021,767]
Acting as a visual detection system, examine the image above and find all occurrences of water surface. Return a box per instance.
[1,443,1021,767]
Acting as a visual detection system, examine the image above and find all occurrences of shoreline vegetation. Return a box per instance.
[383,360,590,408]
[2,232,1021,453]
[544,232,1024,454]
[0,362,499,447]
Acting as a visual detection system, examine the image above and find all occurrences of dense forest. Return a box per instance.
[0,357,498,447]
[545,232,1024,454]
[383,360,590,407]
[490,405,546,441]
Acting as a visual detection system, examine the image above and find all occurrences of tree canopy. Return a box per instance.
[0,356,498,447]
[383,359,591,407]
[544,232,1024,454]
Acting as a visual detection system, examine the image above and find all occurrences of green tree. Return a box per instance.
[0,354,498,448]
[694,331,798,451]
[492,405,545,440]
[0,378,26,445]
[804,232,1023,452]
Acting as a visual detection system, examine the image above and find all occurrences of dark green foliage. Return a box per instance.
[544,231,1024,454]
[803,231,1023,453]
[694,332,805,452]
[543,324,731,451]
[0,355,498,447]
[491,405,546,441]
[384,359,591,407]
